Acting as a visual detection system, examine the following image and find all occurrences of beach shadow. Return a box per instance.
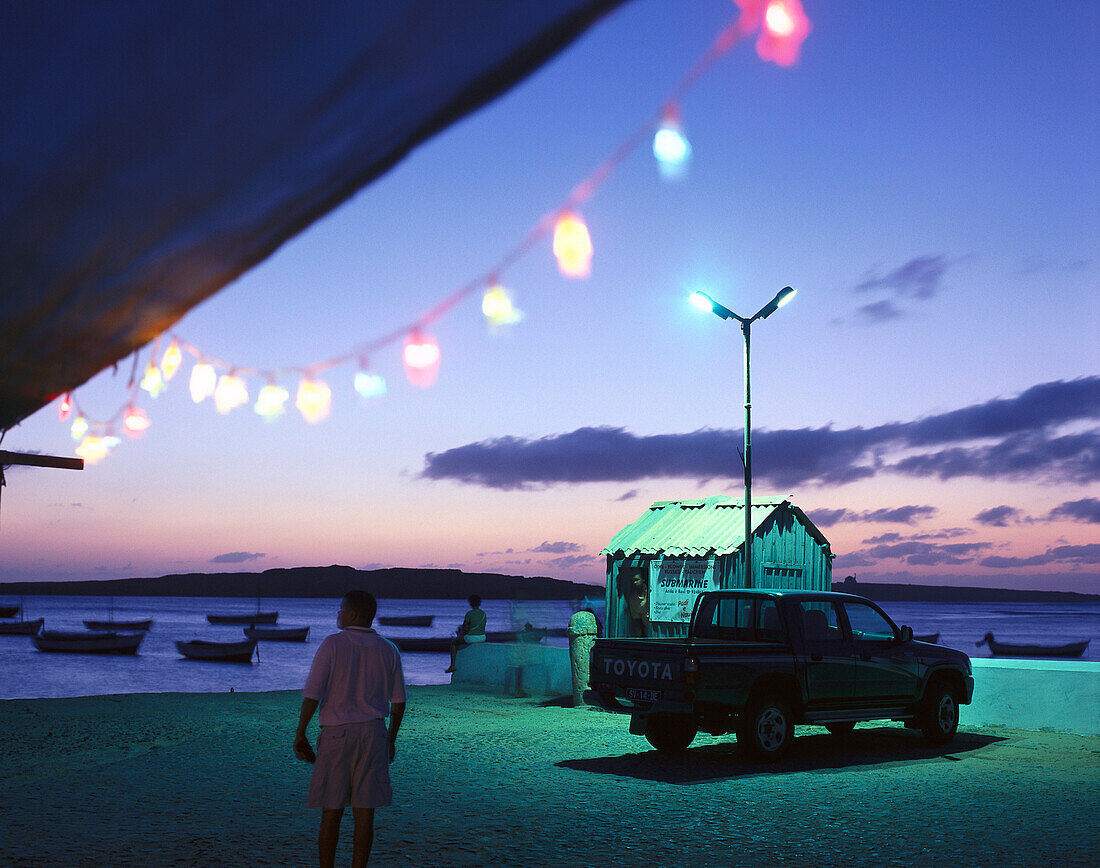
[555,728,1007,784]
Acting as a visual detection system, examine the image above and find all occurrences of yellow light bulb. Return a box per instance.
[160,342,183,381]
[296,379,332,424]
[553,212,593,278]
[482,285,522,326]
[75,435,109,464]
[70,416,89,441]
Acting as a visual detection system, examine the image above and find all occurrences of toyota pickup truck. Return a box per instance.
[584,589,973,761]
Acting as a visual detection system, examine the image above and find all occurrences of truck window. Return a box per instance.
[694,597,787,642]
[843,600,896,642]
[798,601,843,644]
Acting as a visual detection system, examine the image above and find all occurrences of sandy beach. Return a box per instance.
[1,685,1097,866]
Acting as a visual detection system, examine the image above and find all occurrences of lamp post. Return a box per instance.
[690,286,797,588]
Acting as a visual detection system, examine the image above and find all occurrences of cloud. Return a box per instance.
[545,553,600,571]
[1048,497,1100,524]
[813,506,936,526]
[856,300,905,323]
[614,489,639,502]
[843,537,994,568]
[529,541,582,554]
[974,505,1023,527]
[854,255,948,299]
[981,543,1100,568]
[421,377,1100,490]
[210,551,265,564]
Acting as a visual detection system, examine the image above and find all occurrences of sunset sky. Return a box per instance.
[2,1,1097,593]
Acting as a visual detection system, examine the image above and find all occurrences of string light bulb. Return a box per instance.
[354,370,387,400]
[296,378,332,424]
[140,362,165,398]
[553,212,593,278]
[482,284,522,327]
[189,362,217,403]
[58,393,72,422]
[756,0,811,66]
[75,435,110,464]
[123,406,151,437]
[653,106,692,180]
[255,383,289,421]
[70,416,89,441]
[160,341,183,381]
[403,331,441,388]
[214,373,248,414]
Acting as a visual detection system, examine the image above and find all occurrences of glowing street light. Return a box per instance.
[690,286,797,588]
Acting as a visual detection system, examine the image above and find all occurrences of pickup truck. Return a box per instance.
[584,589,974,761]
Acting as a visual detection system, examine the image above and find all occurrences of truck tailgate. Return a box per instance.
[590,639,689,690]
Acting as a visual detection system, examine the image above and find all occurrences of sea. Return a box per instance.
[0,595,1096,701]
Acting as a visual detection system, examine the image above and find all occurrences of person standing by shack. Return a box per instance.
[294,590,406,868]
[445,594,486,673]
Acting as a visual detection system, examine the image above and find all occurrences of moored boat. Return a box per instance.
[378,615,434,627]
[0,604,20,618]
[391,626,552,653]
[83,618,154,631]
[206,612,278,625]
[0,617,44,636]
[243,625,309,642]
[32,629,144,654]
[976,632,1090,659]
[176,638,258,662]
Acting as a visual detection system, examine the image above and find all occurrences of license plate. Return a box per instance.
[624,687,660,702]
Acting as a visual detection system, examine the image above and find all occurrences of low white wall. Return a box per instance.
[452,642,573,696]
[452,644,1100,736]
[965,657,1099,736]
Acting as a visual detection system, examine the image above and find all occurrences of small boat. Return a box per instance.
[976,632,1090,659]
[915,632,940,644]
[206,611,278,625]
[244,625,309,642]
[83,618,154,631]
[32,629,144,655]
[391,626,552,653]
[0,604,20,618]
[378,615,435,627]
[0,617,44,636]
[176,638,258,662]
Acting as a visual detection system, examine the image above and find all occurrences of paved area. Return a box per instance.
[1,686,1097,865]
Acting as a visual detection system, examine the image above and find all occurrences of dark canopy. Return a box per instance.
[0,0,625,432]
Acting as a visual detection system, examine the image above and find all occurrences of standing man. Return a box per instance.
[294,590,406,867]
[445,594,486,673]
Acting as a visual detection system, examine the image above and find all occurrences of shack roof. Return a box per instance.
[600,495,831,558]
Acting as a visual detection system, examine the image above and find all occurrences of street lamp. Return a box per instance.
[690,285,797,588]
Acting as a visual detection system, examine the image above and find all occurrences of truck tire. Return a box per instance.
[920,680,959,745]
[738,695,793,762]
[644,713,697,753]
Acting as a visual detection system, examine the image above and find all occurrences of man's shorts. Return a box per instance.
[307,719,392,810]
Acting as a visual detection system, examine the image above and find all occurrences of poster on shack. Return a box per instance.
[650,555,717,623]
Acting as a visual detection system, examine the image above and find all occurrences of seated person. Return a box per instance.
[445,594,486,673]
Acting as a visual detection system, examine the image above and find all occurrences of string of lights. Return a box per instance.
[61,0,811,464]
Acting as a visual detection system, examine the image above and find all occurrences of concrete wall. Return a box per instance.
[452,644,1100,736]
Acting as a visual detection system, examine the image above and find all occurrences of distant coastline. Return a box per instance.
[0,565,1096,603]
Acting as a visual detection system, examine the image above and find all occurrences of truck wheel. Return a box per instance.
[738,695,793,762]
[920,680,959,745]
[825,722,856,736]
[644,713,697,753]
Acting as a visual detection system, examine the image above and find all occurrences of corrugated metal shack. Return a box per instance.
[600,495,833,639]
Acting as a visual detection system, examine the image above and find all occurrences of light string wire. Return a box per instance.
[63,0,809,457]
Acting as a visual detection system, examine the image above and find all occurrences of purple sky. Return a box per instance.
[2,1,1097,593]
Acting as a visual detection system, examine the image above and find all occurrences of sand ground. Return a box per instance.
[0,685,1097,866]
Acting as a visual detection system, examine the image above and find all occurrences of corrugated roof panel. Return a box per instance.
[601,494,793,556]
